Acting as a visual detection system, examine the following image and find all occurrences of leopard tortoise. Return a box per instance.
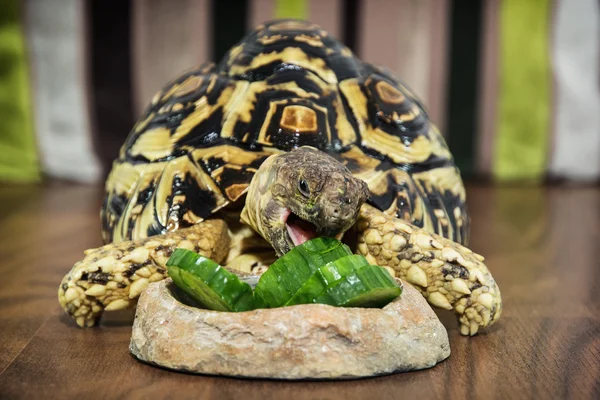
[59,19,501,335]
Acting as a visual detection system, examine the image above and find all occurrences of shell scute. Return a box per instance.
[103,19,468,245]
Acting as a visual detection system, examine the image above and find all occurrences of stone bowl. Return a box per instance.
[129,279,450,380]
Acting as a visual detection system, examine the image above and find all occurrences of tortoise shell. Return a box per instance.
[102,19,468,245]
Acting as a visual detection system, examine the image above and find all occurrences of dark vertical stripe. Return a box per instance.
[90,0,134,174]
[446,0,483,177]
[212,0,248,63]
[342,0,360,54]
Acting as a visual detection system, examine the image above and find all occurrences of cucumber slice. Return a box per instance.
[314,265,402,308]
[285,254,369,306]
[254,237,352,308]
[166,249,255,312]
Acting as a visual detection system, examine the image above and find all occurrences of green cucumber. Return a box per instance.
[314,265,402,308]
[285,254,369,306]
[166,248,255,312]
[166,242,400,312]
[254,237,352,308]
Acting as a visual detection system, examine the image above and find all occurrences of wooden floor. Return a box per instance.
[0,182,598,399]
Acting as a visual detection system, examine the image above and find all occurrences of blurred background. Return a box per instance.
[0,0,598,185]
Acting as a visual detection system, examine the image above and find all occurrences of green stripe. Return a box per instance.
[446,0,483,178]
[275,0,308,20]
[494,0,551,181]
[0,0,40,182]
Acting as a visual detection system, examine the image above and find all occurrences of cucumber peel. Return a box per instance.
[166,238,402,313]
[166,248,255,312]
[254,237,353,308]
[315,265,402,308]
[285,254,369,306]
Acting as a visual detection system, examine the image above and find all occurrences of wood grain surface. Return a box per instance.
[0,182,599,399]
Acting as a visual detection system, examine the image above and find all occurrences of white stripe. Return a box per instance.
[550,0,600,181]
[25,0,102,183]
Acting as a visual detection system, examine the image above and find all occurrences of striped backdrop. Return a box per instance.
[1,0,599,183]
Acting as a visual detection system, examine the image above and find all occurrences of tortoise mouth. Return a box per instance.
[285,212,319,247]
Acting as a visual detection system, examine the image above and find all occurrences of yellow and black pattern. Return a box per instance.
[102,19,468,245]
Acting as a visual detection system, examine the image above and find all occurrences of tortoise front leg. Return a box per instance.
[58,219,229,327]
[356,204,501,336]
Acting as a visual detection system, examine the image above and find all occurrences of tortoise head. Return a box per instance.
[241,146,370,256]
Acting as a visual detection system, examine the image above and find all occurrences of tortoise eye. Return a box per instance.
[298,179,310,197]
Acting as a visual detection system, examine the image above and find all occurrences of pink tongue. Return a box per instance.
[286,220,318,246]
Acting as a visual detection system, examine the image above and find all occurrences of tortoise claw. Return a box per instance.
[356,204,502,336]
[58,220,229,327]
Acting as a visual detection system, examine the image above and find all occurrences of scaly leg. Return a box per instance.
[356,204,501,336]
[222,209,276,274]
[58,219,229,327]
[226,251,276,275]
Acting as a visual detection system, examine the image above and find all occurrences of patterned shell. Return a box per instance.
[102,20,468,246]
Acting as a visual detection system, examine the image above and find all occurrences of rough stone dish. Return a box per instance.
[130,279,451,380]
